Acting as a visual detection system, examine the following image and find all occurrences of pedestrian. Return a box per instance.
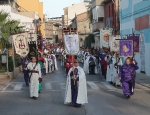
[118,57,139,99]
[24,56,42,100]
[22,57,30,86]
[65,59,88,108]
[102,56,108,79]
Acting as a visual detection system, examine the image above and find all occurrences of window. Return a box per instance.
[98,17,104,22]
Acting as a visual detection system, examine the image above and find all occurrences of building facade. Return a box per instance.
[17,0,44,36]
[120,0,150,76]
[91,0,105,48]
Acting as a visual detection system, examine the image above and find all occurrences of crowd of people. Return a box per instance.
[21,44,138,106]
[22,44,59,100]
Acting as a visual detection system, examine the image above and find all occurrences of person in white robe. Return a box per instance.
[113,54,122,86]
[83,48,89,72]
[64,59,88,107]
[25,57,42,100]
[106,52,115,82]
[84,52,98,74]
[43,54,48,74]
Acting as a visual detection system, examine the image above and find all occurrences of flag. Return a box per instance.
[12,33,29,57]
[109,35,120,52]
[64,34,79,55]
[127,34,140,54]
[119,40,133,57]
[100,28,113,51]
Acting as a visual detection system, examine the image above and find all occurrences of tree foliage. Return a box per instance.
[0,11,24,50]
[84,34,95,48]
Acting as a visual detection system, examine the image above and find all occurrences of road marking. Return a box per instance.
[45,83,52,90]
[13,83,23,91]
[101,82,116,90]
[87,82,100,89]
[2,83,10,91]
[1,91,23,93]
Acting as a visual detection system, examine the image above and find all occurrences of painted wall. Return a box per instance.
[17,0,44,36]
[120,0,150,76]
[67,2,87,25]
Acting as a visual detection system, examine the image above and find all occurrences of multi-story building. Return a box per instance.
[69,12,92,47]
[102,0,120,34]
[44,19,62,43]
[63,2,87,27]
[17,0,44,36]
[0,5,36,33]
[120,0,150,76]
[91,0,105,48]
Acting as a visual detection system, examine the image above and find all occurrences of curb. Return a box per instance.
[0,79,12,91]
[136,82,150,89]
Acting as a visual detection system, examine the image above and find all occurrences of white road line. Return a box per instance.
[45,83,52,90]
[101,82,116,90]
[87,82,100,90]
[2,83,10,91]
[13,83,23,91]
[1,91,23,93]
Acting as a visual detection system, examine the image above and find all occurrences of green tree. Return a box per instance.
[0,11,24,50]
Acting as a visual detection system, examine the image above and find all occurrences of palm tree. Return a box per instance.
[0,11,25,50]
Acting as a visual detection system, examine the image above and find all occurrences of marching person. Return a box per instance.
[22,57,30,86]
[24,56,42,100]
[84,52,97,75]
[118,57,139,99]
[83,48,89,72]
[65,59,88,108]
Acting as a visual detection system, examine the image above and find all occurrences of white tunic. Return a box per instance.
[26,63,41,97]
[44,58,48,73]
[64,66,88,104]
[84,56,98,74]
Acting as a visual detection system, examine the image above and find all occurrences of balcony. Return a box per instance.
[92,22,104,32]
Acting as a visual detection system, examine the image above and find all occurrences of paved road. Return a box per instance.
[0,61,150,115]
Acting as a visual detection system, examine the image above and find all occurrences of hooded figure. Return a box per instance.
[118,57,139,99]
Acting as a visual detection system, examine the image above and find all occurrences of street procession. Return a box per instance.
[0,0,150,115]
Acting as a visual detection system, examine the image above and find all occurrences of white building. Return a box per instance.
[0,5,36,33]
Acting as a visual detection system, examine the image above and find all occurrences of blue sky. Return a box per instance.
[40,0,81,18]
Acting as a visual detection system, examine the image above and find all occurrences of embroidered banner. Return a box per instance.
[100,28,113,51]
[64,34,79,55]
[127,34,140,54]
[119,40,133,57]
[12,33,29,57]
[109,35,120,52]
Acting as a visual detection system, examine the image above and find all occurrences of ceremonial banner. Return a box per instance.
[64,34,79,55]
[100,28,113,51]
[127,35,140,54]
[109,35,120,52]
[28,41,37,60]
[12,33,29,57]
[119,40,133,57]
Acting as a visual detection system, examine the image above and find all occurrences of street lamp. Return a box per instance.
[84,25,86,47]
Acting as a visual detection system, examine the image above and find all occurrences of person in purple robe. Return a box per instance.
[99,53,106,76]
[65,59,88,107]
[89,52,96,75]
[70,66,81,107]
[22,57,31,86]
[118,57,139,99]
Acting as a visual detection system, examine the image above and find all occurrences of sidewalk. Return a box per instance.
[136,73,150,88]
[0,78,11,91]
